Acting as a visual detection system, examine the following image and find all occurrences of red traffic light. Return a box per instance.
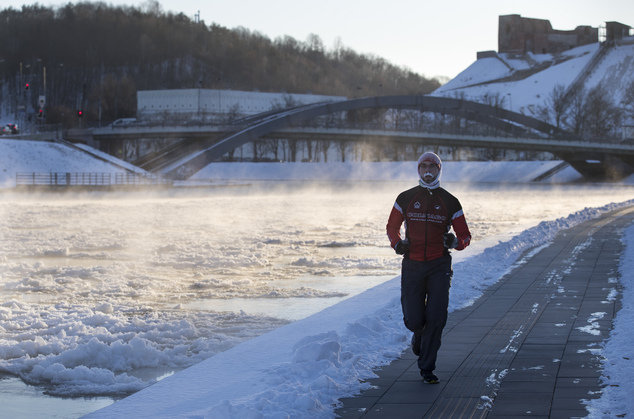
[77,110,83,117]
[38,109,43,118]
[25,83,30,90]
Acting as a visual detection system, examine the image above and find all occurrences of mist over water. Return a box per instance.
[0,182,632,407]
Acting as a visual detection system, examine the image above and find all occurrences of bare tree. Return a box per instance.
[317,140,330,162]
[263,139,280,161]
[537,84,569,128]
[568,88,587,137]
[284,139,298,162]
[621,81,634,120]
[252,141,260,161]
[305,139,314,161]
[336,140,349,162]
[583,84,622,139]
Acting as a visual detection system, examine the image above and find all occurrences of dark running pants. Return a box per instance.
[400,255,452,373]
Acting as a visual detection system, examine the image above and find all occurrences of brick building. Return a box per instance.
[606,21,632,42]
[498,14,597,54]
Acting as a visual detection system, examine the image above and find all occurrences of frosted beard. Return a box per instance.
[419,171,441,190]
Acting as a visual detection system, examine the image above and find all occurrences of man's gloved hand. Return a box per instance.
[443,232,458,249]
[395,239,410,255]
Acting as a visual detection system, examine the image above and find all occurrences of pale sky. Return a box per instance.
[3,0,634,79]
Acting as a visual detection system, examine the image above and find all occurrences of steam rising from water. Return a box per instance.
[0,182,631,398]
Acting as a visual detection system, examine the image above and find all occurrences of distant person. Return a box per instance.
[386,151,471,384]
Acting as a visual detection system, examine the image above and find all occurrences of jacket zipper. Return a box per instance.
[424,188,432,261]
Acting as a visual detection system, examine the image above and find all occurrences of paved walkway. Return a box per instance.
[336,205,634,419]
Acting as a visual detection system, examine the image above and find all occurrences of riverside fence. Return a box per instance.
[15,172,173,188]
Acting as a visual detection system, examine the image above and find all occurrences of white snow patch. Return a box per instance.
[585,223,634,418]
[576,312,607,336]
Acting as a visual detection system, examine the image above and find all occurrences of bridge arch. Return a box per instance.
[161,95,599,179]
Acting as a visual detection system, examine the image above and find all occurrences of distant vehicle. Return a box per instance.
[0,123,19,135]
[111,118,137,127]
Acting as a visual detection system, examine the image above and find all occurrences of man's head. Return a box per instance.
[417,152,442,188]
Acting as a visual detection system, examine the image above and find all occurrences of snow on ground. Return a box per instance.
[585,223,634,418]
[0,138,588,188]
[72,143,149,175]
[434,43,599,100]
[436,56,513,91]
[0,138,134,188]
[584,42,634,105]
[191,160,583,183]
[87,198,634,419]
[434,45,597,114]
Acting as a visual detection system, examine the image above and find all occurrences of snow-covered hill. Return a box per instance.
[433,39,634,120]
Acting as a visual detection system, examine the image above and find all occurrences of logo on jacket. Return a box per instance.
[434,204,441,210]
[414,201,421,209]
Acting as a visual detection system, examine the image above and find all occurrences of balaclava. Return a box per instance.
[417,152,442,190]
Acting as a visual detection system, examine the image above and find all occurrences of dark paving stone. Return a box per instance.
[548,409,589,419]
[363,403,432,419]
[489,392,553,416]
[553,384,602,399]
[503,367,558,382]
[551,397,595,414]
[378,381,445,404]
[497,379,555,393]
[557,368,602,380]
[423,396,488,418]
[555,376,600,387]
[488,405,551,416]
[370,358,412,379]
[518,343,568,352]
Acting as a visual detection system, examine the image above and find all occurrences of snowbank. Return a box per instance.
[191,160,582,183]
[0,139,133,188]
[1,138,588,188]
[585,222,634,418]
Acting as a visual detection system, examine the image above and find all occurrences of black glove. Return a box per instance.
[395,239,410,255]
[443,232,458,249]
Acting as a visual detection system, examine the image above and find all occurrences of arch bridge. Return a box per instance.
[90,95,634,181]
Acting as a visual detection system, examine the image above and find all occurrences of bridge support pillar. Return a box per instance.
[560,153,634,181]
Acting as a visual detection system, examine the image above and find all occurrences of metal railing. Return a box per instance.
[15,172,173,187]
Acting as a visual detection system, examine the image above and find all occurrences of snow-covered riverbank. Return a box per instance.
[1,138,633,418]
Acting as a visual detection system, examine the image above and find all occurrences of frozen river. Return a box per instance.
[0,181,633,417]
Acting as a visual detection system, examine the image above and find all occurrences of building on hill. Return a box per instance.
[498,14,598,55]
[605,21,632,43]
[136,89,346,123]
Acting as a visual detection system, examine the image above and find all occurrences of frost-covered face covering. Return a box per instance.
[417,152,442,189]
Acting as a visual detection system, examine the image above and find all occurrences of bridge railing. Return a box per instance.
[277,116,627,143]
[277,117,543,140]
[16,172,173,187]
